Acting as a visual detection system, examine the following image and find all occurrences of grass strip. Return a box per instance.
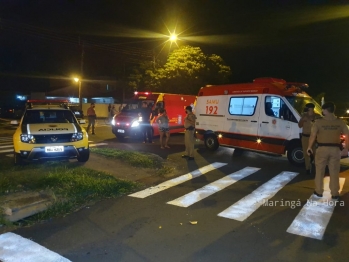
[0,160,138,227]
[90,147,163,169]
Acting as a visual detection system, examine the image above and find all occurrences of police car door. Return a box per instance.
[258,95,293,142]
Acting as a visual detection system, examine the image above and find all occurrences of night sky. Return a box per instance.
[1,0,349,104]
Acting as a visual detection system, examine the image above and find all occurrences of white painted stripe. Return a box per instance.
[286,177,345,240]
[0,144,13,148]
[129,162,227,198]
[5,154,12,157]
[0,137,12,141]
[0,141,12,145]
[89,143,108,147]
[167,167,260,207]
[0,149,13,153]
[27,124,31,134]
[0,232,71,262]
[218,171,299,221]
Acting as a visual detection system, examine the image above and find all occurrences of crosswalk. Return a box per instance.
[0,136,107,157]
[129,162,346,241]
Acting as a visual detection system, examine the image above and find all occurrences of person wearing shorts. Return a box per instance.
[157,108,170,149]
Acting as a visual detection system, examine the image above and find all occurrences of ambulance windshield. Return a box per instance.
[121,100,155,113]
[285,96,322,116]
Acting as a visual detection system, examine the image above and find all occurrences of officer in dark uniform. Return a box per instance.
[307,102,349,200]
[298,103,321,174]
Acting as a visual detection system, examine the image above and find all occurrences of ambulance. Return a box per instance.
[111,92,196,140]
[195,77,322,166]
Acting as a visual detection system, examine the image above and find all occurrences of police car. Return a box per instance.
[11,100,89,164]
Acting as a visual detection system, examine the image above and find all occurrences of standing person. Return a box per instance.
[86,103,97,135]
[157,108,170,149]
[182,105,197,160]
[139,101,153,143]
[109,105,117,122]
[298,103,322,174]
[307,102,349,200]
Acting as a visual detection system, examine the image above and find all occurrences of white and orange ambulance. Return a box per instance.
[111,92,196,141]
[195,77,323,166]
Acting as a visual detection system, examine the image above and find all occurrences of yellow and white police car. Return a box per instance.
[11,100,89,164]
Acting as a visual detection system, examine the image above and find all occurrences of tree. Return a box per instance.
[128,45,231,95]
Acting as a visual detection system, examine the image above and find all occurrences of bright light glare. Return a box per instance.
[74,77,79,82]
[170,33,177,42]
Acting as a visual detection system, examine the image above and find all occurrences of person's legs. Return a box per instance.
[188,130,195,157]
[184,131,189,156]
[302,136,311,172]
[159,132,164,148]
[147,124,153,143]
[314,147,328,195]
[328,147,341,197]
[165,131,170,148]
[86,117,92,133]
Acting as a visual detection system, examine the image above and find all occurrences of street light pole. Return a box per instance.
[78,80,82,111]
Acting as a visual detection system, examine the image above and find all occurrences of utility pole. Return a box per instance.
[79,37,84,111]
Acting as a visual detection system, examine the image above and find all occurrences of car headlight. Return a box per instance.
[71,132,83,141]
[21,134,35,143]
[111,119,115,125]
[131,120,140,127]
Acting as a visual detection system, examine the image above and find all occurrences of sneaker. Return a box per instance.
[332,195,340,200]
[313,191,323,198]
[181,155,189,158]
[165,145,170,148]
[188,157,194,160]
[143,141,146,143]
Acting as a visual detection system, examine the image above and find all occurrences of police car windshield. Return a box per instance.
[22,110,77,124]
[121,100,154,112]
[285,96,322,116]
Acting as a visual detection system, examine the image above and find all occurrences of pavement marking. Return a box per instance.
[0,148,13,153]
[218,171,299,221]
[129,162,227,198]
[0,144,13,148]
[286,176,345,240]
[167,167,260,207]
[5,154,12,157]
[0,232,71,262]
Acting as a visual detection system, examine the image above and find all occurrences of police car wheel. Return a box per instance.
[77,150,90,162]
[287,145,304,167]
[204,135,219,151]
[14,153,24,165]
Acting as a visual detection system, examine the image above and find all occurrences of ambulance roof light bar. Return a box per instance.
[134,91,152,96]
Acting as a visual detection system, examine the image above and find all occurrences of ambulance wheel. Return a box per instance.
[14,153,24,165]
[204,135,219,151]
[287,144,304,167]
[77,149,90,162]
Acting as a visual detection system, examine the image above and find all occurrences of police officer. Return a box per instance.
[307,102,349,200]
[298,103,321,174]
[182,105,197,160]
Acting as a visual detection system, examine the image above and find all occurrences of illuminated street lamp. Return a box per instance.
[169,33,177,42]
[74,77,82,110]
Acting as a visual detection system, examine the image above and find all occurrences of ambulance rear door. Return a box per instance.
[257,94,299,154]
[196,95,228,132]
[224,95,260,141]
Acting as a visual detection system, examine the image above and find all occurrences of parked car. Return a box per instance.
[68,104,84,119]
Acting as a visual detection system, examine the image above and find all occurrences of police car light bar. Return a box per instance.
[26,99,69,109]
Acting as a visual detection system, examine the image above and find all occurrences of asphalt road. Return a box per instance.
[1,120,349,262]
